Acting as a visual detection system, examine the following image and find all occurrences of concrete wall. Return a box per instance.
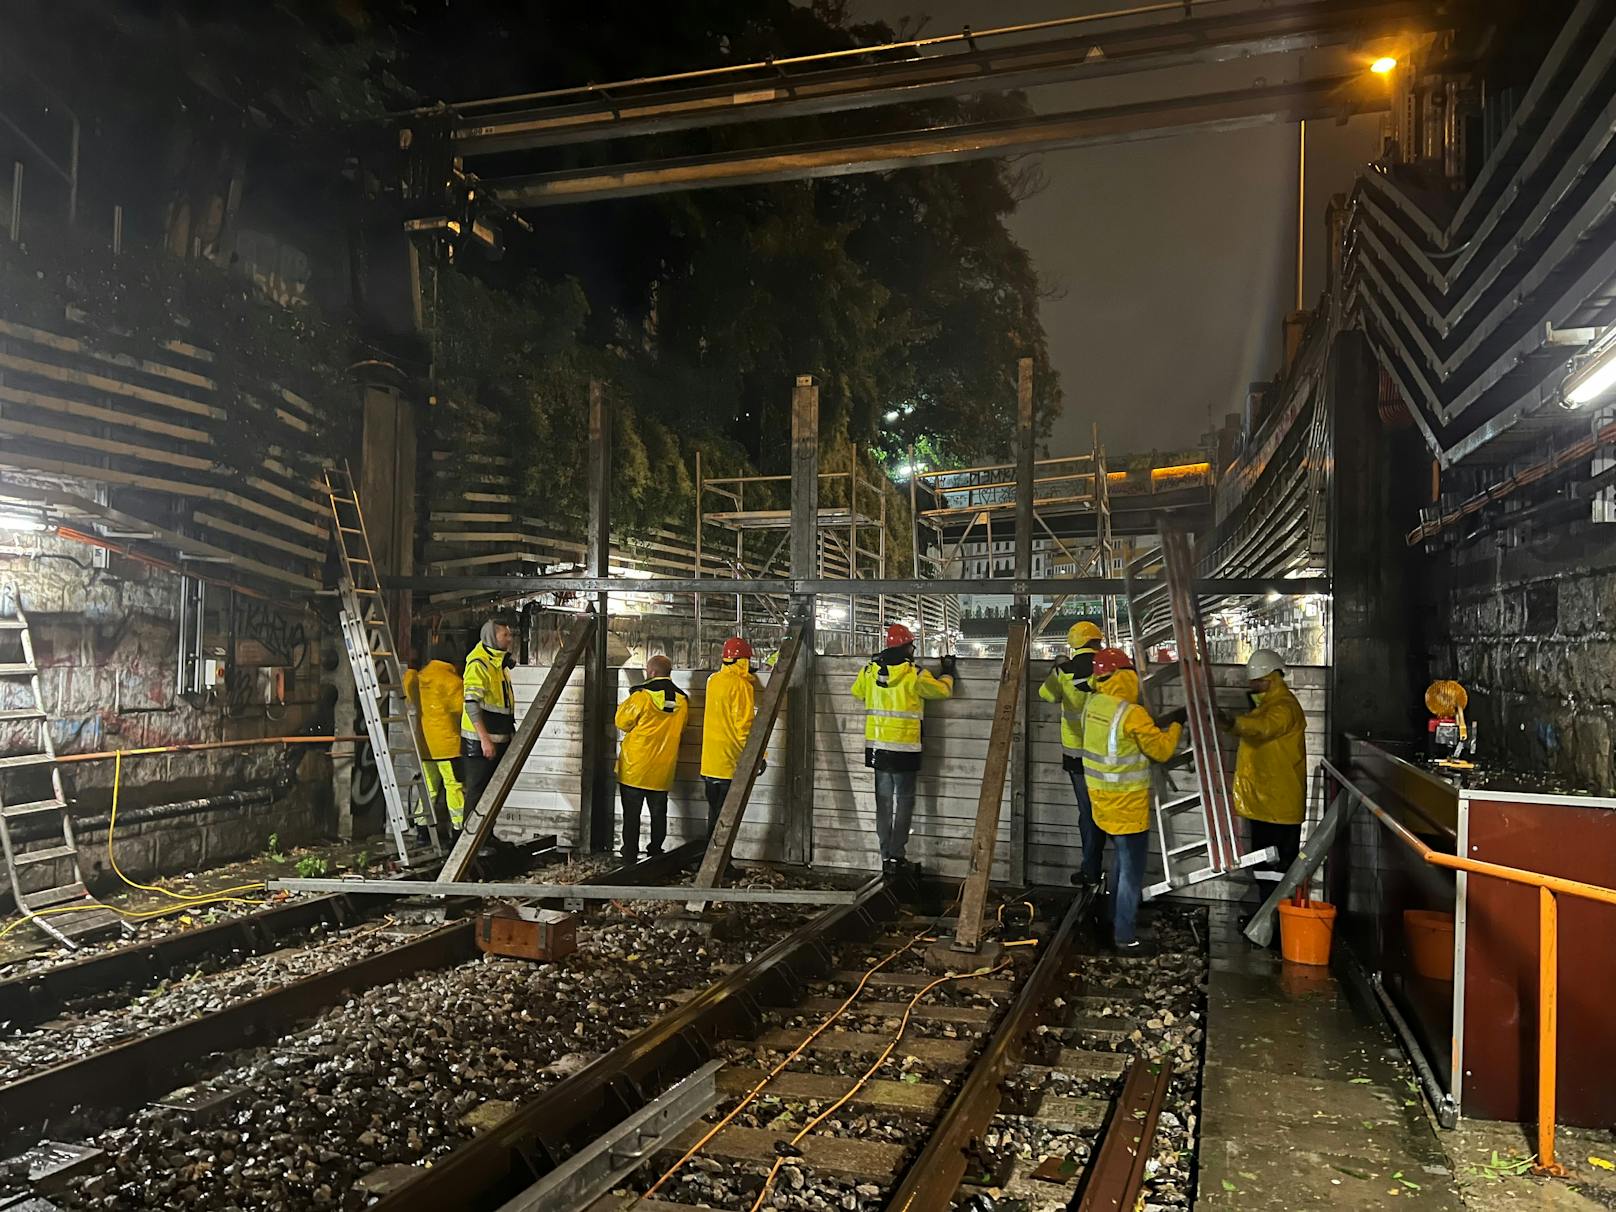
[498,652,1330,899]
[0,534,332,899]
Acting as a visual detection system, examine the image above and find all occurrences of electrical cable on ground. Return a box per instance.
[0,751,267,941]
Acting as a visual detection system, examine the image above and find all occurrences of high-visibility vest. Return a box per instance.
[460,642,514,742]
[851,659,952,751]
[1040,643,1098,759]
[1082,692,1152,834]
[615,678,690,792]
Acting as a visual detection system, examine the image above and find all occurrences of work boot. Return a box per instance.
[415,826,430,847]
[1069,870,1100,888]
[645,846,664,858]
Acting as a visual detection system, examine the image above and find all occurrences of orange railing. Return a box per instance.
[1321,759,1616,1175]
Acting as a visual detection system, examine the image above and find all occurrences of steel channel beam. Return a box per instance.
[0,841,693,1147]
[887,887,1095,1210]
[487,75,1378,206]
[267,878,863,905]
[386,574,1330,596]
[371,879,901,1212]
[0,837,557,1033]
[1076,1056,1173,1211]
[452,0,1425,153]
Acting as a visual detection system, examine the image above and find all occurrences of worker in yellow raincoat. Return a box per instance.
[700,637,762,834]
[615,653,689,859]
[1221,648,1307,881]
[404,641,466,841]
[1082,648,1182,954]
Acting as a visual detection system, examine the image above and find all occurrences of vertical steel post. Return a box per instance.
[878,486,887,633]
[784,375,819,864]
[112,205,123,255]
[9,162,21,243]
[694,448,703,652]
[848,442,858,652]
[583,380,614,852]
[908,443,922,653]
[1011,357,1034,885]
[1537,885,1561,1174]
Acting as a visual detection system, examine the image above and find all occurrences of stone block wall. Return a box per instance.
[1430,553,1616,793]
[0,530,334,898]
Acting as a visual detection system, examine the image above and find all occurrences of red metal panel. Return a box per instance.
[1461,794,1616,1126]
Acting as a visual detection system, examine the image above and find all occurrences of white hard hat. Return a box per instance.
[1246,649,1285,680]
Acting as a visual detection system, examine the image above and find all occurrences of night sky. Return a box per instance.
[856,0,1382,459]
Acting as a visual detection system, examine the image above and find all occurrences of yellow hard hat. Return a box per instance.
[1067,621,1103,649]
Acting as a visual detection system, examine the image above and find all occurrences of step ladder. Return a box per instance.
[0,587,127,947]
[322,465,442,866]
[1125,525,1275,899]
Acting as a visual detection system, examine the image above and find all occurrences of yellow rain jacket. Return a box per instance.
[701,660,761,780]
[406,660,464,760]
[1081,669,1181,835]
[460,641,515,742]
[850,650,954,772]
[1038,641,1100,770]
[1232,673,1307,825]
[615,676,690,792]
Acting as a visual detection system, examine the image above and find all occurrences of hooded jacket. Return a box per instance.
[615,676,690,792]
[406,659,464,759]
[460,640,515,743]
[849,646,954,772]
[1039,641,1100,771]
[701,659,761,781]
[1232,672,1307,824]
[1080,668,1182,835]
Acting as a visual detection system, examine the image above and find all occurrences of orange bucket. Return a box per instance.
[1277,899,1337,966]
[1403,909,1455,982]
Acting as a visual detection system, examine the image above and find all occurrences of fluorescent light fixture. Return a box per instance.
[1370,56,1397,74]
[1562,336,1616,408]
[0,511,48,533]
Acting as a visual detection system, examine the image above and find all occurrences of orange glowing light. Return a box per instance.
[1370,56,1397,75]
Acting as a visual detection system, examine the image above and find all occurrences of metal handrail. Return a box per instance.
[1320,758,1616,1175]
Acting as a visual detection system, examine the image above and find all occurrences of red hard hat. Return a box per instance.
[885,623,915,647]
[721,636,753,662]
[1091,647,1134,679]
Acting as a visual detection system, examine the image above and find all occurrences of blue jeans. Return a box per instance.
[874,769,917,861]
[1069,771,1149,943]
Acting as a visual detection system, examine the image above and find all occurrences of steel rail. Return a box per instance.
[0,841,700,1148]
[451,0,1423,153]
[886,887,1094,1211]
[487,74,1380,206]
[370,877,901,1212]
[0,837,555,1033]
[1077,1056,1174,1211]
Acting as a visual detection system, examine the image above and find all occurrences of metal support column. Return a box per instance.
[783,375,819,865]
[693,448,703,651]
[1010,357,1034,885]
[583,380,615,852]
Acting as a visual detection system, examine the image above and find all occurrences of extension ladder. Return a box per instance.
[322,466,442,866]
[0,586,125,946]
[1125,525,1275,898]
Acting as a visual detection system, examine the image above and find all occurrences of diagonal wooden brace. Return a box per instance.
[437,615,595,882]
[685,622,806,913]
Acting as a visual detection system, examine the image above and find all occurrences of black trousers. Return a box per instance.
[1248,818,1302,877]
[621,785,669,857]
[460,739,510,830]
[703,777,730,833]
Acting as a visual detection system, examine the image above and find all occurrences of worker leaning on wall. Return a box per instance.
[1038,620,1105,887]
[849,623,955,874]
[615,653,690,860]
[460,611,518,827]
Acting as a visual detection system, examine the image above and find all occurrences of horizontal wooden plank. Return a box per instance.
[717,1066,945,1115]
[0,381,210,442]
[0,416,213,470]
[0,348,220,418]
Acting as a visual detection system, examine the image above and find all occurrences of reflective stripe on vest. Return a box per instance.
[864,662,926,750]
[1082,695,1151,790]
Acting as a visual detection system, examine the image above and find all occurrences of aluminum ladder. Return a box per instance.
[0,586,126,946]
[1124,526,1274,898]
[322,466,442,866]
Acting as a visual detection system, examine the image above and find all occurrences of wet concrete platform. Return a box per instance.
[1195,902,1464,1210]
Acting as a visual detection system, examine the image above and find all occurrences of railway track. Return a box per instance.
[367,889,1208,1212]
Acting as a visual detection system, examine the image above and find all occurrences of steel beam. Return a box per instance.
[583,380,614,851]
[451,0,1426,155]
[388,573,1330,596]
[265,877,863,904]
[487,75,1379,207]
[438,617,594,880]
[1011,359,1034,886]
[785,375,819,866]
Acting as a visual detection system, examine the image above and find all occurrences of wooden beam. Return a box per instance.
[0,348,222,418]
[785,374,819,865]
[1012,357,1034,885]
[0,382,211,442]
[437,614,596,881]
[686,624,804,910]
[582,380,615,851]
[953,619,1029,952]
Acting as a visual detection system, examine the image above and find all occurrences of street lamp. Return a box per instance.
[1370,56,1398,75]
